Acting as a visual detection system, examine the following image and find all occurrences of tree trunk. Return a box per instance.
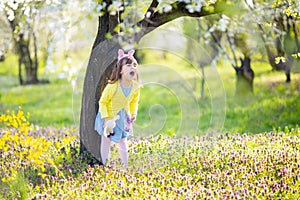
[9,18,40,85]
[18,34,39,84]
[235,56,254,95]
[79,3,122,163]
[264,44,293,83]
[257,16,293,83]
[0,52,5,62]
[18,57,24,85]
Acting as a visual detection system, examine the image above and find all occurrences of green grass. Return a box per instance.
[0,55,19,76]
[0,77,74,127]
[222,62,300,133]
[1,52,300,200]
[138,51,300,135]
[0,51,300,134]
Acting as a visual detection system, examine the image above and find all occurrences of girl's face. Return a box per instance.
[120,62,137,82]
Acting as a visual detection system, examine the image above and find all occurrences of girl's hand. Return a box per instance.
[103,118,109,128]
[131,115,136,122]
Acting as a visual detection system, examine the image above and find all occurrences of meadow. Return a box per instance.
[1,52,299,134]
[0,110,299,199]
[0,51,300,199]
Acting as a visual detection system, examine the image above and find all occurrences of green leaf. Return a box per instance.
[105,32,113,39]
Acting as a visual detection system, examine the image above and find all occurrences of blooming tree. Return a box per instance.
[182,0,300,96]
[0,0,61,84]
[245,0,300,82]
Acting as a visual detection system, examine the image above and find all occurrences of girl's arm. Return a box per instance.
[103,117,109,128]
[99,84,113,119]
[129,88,140,119]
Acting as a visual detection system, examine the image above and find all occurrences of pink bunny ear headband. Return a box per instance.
[117,49,137,62]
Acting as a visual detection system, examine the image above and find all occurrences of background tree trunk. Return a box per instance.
[9,16,40,85]
[0,52,5,62]
[235,56,254,95]
[264,44,293,83]
[18,34,39,84]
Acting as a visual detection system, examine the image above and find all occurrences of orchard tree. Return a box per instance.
[245,0,300,82]
[226,19,255,95]
[79,0,229,163]
[210,5,259,95]
[184,12,255,95]
[0,0,60,84]
[0,14,10,62]
[182,17,221,99]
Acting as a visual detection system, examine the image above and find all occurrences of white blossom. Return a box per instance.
[8,1,19,10]
[245,0,254,8]
[163,5,172,13]
[96,2,107,12]
[7,9,15,21]
[24,6,30,17]
[195,3,202,12]
[146,11,151,18]
[218,15,230,32]
[186,4,195,13]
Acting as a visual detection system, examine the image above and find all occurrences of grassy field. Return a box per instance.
[1,51,299,134]
[0,51,300,199]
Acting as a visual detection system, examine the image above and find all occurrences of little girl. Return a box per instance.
[94,49,140,168]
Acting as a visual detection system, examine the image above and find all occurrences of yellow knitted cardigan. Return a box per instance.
[99,80,140,119]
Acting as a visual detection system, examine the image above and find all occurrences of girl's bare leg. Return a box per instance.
[100,135,111,165]
[118,138,128,168]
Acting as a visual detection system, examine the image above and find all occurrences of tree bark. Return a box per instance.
[235,56,254,95]
[18,34,39,84]
[0,52,4,62]
[18,57,23,85]
[9,17,40,85]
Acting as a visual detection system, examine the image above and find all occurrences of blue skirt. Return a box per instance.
[94,109,133,143]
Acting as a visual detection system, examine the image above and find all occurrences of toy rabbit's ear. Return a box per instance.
[128,49,135,57]
[118,49,125,60]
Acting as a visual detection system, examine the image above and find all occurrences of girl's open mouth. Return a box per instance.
[130,71,135,76]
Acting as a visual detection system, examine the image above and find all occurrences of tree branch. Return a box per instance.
[134,0,226,42]
[226,32,238,67]
[138,0,226,28]
[210,31,236,69]
[144,0,160,19]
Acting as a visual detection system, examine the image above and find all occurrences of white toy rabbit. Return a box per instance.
[104,115,120,137]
